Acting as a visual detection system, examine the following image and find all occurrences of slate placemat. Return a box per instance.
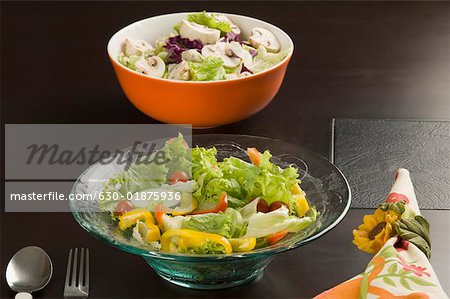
[332,119,450,209]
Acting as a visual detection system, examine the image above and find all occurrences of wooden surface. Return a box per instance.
[1,1,449,298]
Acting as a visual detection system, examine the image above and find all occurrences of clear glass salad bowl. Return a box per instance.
[70,134,351,289]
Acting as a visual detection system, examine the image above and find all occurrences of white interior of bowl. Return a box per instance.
[107,12,294,81]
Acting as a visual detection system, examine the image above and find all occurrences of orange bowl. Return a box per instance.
[107,12,294,128]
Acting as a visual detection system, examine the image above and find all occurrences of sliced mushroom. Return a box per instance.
[213,14,241,35]
[181,49,204,62]
[240,71,252,77]
[123,37,153,56]
[179,20,220,45]
[201,42,241,68]
[167,61,191,81]
[248,28,281,53]
[227,42,253,69]
[135,56,165,78]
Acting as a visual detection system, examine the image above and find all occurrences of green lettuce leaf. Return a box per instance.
[187,11,232,35]
[220,152,299,207]
[244,206,317,238]
[118,53,141,71]
[224,64,242,75]
[191,146,222,181]
[226,195,249,209]
[149,37,171,63]
[188,57,226,81]
[250,46,290,74]
[254,151,299,207]
[116,161,168,195]
[191,146,222,205]
[238,198,259,220]
[161,133,191,176]
[220,156,261,197]
[193,155,251,208]
[225,208,246,238]
[203,178,242,201]
[182,212,232,238]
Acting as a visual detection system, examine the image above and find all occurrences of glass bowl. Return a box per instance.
[70,134,351,289]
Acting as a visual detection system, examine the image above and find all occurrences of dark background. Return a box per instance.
[1,1,449,298]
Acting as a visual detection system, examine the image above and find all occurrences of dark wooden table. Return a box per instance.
[1,1,449,298]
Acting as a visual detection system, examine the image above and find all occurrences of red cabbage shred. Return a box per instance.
[163,35,203,63]
[224,32,242,43]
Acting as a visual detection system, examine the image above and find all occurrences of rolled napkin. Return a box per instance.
[314,168,448,299]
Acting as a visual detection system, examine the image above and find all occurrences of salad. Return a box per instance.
[118,11,291,81]
[100,135,318,254]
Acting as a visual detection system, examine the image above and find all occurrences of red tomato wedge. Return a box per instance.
[247,147,261,166]
[191,192,228,215]
[169,170,190,185]
[267,230,288,246]
[114,200,135,216]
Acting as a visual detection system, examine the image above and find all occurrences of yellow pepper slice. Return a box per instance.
[134,221,161,242]
[161,229,232,254]
[144,224,161,242]
[118,208,154,231]
[294,194,310,217]
[228,237,256,252]
[291,183,304,195]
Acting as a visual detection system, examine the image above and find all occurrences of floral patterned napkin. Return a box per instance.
[314,168,448,299]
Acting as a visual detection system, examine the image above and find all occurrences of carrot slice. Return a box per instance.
[154,205,167,229]
[267,230,288,245]
[247,147,261,166]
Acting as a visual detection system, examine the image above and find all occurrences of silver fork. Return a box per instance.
[64,248,89,298]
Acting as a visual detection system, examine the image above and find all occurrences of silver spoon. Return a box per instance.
[6,246,53,299]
